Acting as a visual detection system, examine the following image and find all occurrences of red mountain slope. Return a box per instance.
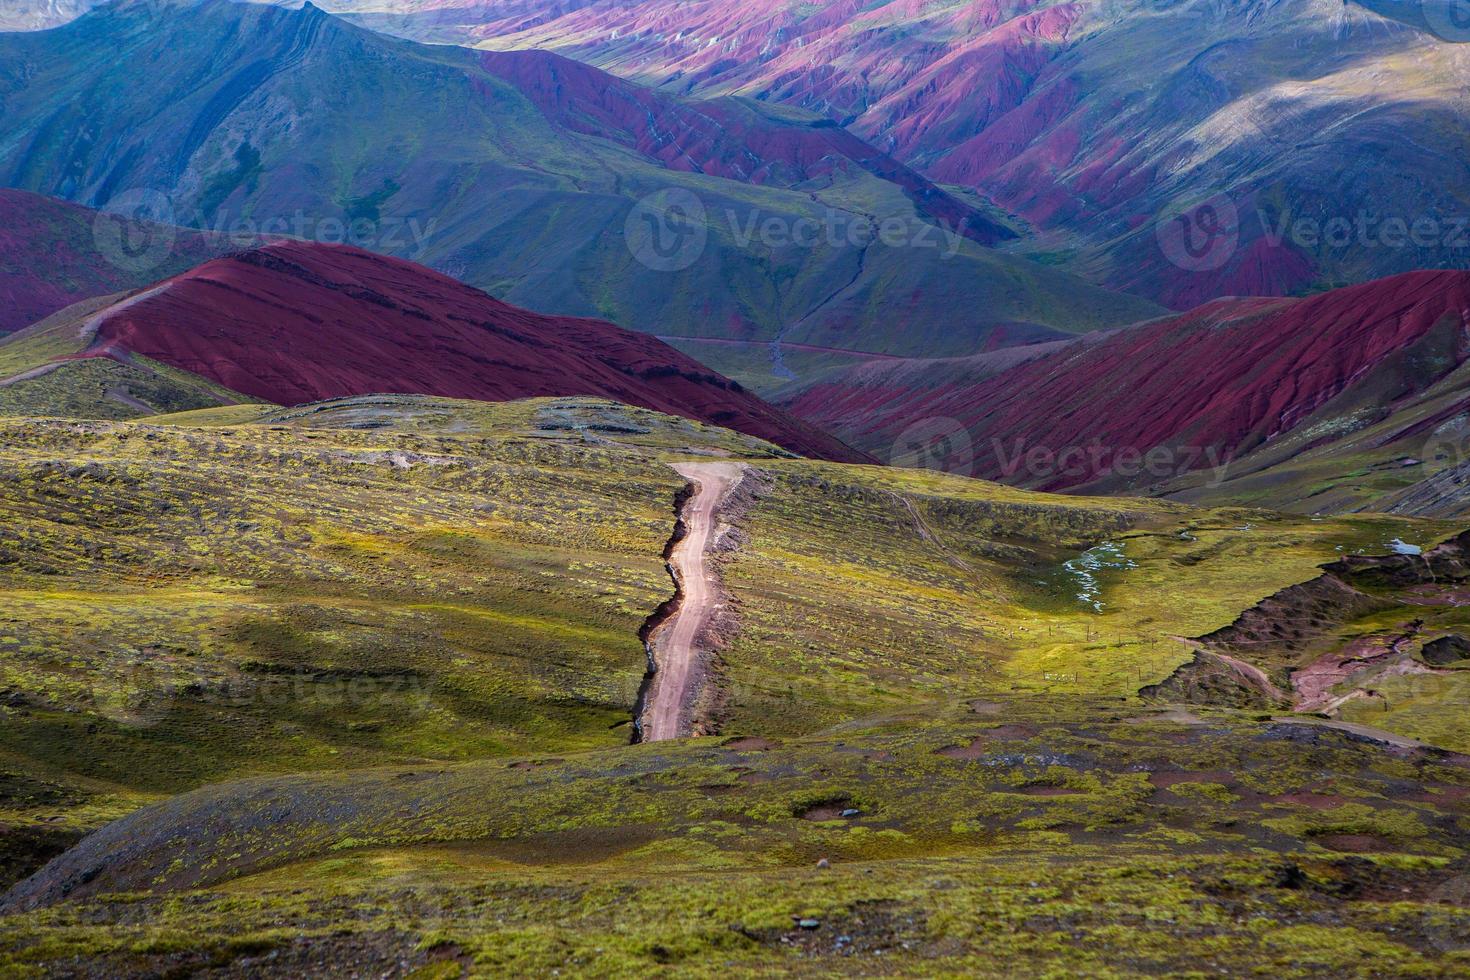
[783,270,1470,485]
[72,240,870,463]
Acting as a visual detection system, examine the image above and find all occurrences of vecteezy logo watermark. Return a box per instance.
[1156,193,1240,272]
[727,209,967,257]
[91,187,443,272]
[993,438,1234,486]
[1259,209,1470,251]
[94,660,180,730]
[1423,0,1470,42]
[203,212,440,254]
[625,188,709,272]
[890,417,974,477]
[193,671,438,713]
[1421,423,1470,477]
[624,187,972,271]
[93,188,178,275]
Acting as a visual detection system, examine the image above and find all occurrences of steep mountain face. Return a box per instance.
[0,189,228,333]
[0,0,1158,384]
[339,0,1470,309]
[474,48,1012,245]
[5,239,872,462]
[782,270,1470,506]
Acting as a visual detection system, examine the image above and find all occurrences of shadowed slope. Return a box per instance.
[476,47,1012,245]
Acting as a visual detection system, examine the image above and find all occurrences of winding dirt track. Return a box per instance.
[640,461,745,741]
[0,285,171,388]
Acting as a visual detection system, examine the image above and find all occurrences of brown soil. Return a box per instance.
[1017,785,1081,797]
[1148,770,1237,790]
[1268,792,1350,810]
[935,738,989,760]
[723,736,779,751]
[983,724,1039,738]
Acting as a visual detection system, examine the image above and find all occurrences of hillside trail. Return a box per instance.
[639,461,746,741]
[78,283,172,345]
[0,285,173,387]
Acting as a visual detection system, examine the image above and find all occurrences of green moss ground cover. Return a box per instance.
[0,396,1465,974]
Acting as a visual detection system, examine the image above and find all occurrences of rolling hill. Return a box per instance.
[0,239,869,461]
[781,269,1470,511]
[0,0,1159,390]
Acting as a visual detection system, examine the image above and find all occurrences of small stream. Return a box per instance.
[1061,541,1136,612]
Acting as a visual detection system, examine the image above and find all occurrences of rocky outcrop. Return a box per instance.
[1146,530,1470,710]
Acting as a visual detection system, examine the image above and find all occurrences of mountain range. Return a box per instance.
[782,268,1470,514]
[309,0,1470,309]
[6,1,1470,975]
[0,0,1157,392]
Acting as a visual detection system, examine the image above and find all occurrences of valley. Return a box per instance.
[0,1,1157,389]
[320,0,1470,307]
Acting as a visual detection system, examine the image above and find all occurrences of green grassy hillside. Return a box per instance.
[0,296,257,420]
[0,395,1465,974]
[6,696,1470,976]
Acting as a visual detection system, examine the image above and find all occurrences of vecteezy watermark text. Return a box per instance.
[625,188,969,270]
[1259,209,1470,251]
[885,418,1236,487]
[726,208,966,256]
[1157,193,1470,273]
[992,438,1234,486]
[1156,194,1241,273]
[93,187,441,273]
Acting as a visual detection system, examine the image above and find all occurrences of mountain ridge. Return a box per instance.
[0,0,1159,383]
[782,268,1470,507]
[2,238,873,462]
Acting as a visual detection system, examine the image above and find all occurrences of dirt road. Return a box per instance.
[639,461,745,741]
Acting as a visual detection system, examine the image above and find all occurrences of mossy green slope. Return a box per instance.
[0,296,257,420]
[5,696,1470,976]
[0,394,1465,975]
